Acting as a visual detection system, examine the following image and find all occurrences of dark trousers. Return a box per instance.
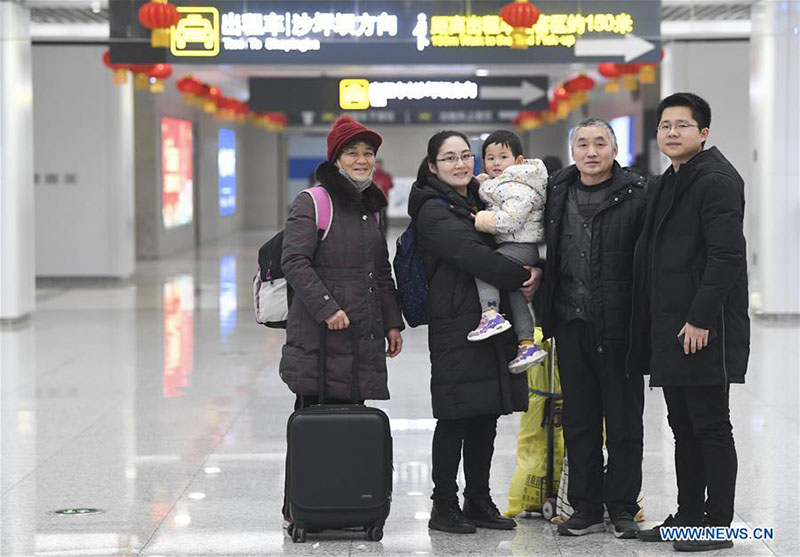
[555,319,644,517]
[663,386,737,527]
[431,415,499,502]
[282,394,358,520]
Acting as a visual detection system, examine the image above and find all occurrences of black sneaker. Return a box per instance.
[428,499,477,534]
[673,540,734,552]
[557,511,605,536]
[463,497,516,530]
[611,511,639,539]
[637,514,680,542]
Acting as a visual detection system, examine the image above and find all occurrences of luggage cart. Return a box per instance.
[540,337,560,520]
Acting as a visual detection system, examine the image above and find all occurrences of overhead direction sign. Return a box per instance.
[110,1,661,66]
[574,34,656,62]
[249,76,550,114]
[479,81,547,105]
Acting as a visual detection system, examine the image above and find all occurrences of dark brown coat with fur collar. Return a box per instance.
[279,161,404,401]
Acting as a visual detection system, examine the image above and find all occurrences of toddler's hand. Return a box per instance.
[476,173,489,184]
[474,211,497,234]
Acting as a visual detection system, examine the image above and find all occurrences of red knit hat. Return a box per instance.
[326,115,382,162]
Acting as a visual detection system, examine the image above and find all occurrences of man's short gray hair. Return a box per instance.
[569,118,618,151]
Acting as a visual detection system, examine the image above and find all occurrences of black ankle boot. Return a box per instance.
[463,497,516,530]
[428,499,477,534]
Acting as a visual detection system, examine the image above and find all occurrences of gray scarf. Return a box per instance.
[338,166,374,192]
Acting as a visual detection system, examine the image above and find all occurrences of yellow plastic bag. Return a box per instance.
[505,328,565,517]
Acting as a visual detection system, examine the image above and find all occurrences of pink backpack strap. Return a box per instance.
[374,212,380,223]
[302,186,334,241]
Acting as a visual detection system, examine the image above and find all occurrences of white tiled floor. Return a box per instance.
[1,229,798,556]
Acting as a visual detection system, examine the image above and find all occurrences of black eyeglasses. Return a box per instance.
[436,153,476,165]
[657,122,701,133]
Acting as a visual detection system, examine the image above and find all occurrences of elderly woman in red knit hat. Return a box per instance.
[279,115,404,525]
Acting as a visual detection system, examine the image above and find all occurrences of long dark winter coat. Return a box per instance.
[279,161,404,401]
[408,173,530,420]
[628,147,749,386]
[540,162,647,345]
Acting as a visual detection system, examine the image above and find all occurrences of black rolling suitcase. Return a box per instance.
[286,325,392,544]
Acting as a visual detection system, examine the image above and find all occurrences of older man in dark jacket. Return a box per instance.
[541,118,647,539]
[630,93,749,553]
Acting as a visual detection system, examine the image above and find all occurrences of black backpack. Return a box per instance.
[253,187,333,328]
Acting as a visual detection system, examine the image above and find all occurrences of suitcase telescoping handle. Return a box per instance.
[317,321,361,404]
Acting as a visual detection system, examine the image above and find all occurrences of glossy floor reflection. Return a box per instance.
[1,228,798,556]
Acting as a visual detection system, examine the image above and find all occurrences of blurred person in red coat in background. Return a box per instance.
[372,159,394,235]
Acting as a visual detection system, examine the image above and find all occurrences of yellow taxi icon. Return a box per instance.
[340,79,370,110]
[175,14,215,50]
[171,7,220,57]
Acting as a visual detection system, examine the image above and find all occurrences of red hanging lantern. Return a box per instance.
[500,0,540,50]
[564,74,595,105]
[202,85,222,113]
[513,110,534,128]
[564,77,582,95]
[575,74,595,91]
[597,63,621,79]
[259,112,288,131]
[129,64,155,90]
[138,0,181,48]
[516,110,542,131]
[616,64,640,92]
[102,51,129,85]
[148,64,172,93]
[639,64,656,84]
[176,75,203,105]
[553,85,570,102]
[597,63,621,94]
[543,110,559,124]
[616,63,641,75]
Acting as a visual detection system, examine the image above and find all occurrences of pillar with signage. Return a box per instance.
[0,2,35,321]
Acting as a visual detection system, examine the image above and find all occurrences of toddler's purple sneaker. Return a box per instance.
[508,344,547,374]
[467,311,512,341]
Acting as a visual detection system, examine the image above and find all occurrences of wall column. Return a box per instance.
[750,2,800,316]
[0,0,35,321]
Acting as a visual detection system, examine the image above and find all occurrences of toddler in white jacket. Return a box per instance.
[468,130,548,373]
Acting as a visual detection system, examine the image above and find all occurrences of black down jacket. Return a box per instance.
[279,162,405,401]
[408,172,530,420]
[540,163,647,345]
[628,147,749,386]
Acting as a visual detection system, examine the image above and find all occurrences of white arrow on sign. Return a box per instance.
[497,110,521,120]
[574,34,656,62]
[479,80,546,107]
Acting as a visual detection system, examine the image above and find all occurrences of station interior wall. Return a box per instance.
[31,44,285,270]
[33,45,135,278]
[661,40,755,277]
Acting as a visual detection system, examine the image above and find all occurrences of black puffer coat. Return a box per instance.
[279,162,404,401]
[408,173,530,420]
[540,163,647,345]
[628,147,749,386]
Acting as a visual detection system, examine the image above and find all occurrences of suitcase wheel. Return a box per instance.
[542,498,556,521]
[291,527,307,543]
[366,526,383,542]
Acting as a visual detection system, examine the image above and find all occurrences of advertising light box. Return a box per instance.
[161,117,194,229]
[111,1,661,66]
[218,128,236,216]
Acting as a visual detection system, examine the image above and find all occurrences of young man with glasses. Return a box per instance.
[629,92,749,552]
[540,118,647,539]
